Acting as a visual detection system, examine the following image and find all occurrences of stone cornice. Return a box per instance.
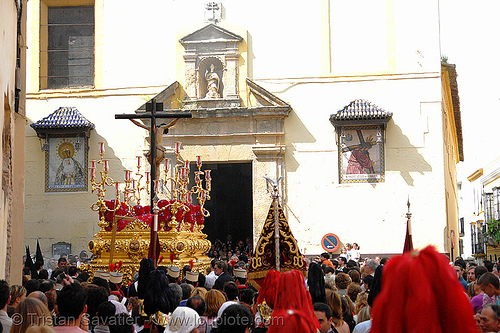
[252,145,286,159]
[187,106,291,119]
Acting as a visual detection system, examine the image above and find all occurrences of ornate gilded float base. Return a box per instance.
[83,218,212,284]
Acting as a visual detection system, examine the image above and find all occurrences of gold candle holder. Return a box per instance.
[90,143,121,230]
[160,142,211,233]
[85,141,212,283]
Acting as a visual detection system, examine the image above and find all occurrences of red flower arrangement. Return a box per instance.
[109,260,123,272]
[101,199,205,232]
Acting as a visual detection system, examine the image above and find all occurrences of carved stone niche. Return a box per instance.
[179,24,243,109]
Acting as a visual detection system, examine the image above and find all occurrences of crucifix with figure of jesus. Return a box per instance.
[115,99,192,263]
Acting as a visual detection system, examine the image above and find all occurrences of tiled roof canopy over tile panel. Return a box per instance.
[30,107,95,130]
[330,99,392,126]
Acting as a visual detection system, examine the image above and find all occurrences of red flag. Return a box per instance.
[403,219,413,253]
[403,198,413,253]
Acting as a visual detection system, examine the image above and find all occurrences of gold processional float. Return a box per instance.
[81,142,212,283]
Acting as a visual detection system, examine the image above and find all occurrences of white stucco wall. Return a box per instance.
[24,0,453,257]
[261,76,446,254]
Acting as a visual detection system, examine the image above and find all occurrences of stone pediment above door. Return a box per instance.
[246,78,290,108]
[188,79,291,119]
[131,78,291,143]
[170,78,291,142]
[179,24,243,46]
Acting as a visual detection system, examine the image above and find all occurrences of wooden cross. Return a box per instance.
[115,99,192,262]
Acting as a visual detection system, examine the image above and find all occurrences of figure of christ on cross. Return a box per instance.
[115,99,192,264]
[129,118,179,172]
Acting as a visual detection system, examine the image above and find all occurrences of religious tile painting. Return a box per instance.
[338,126,385,183]
[45,137,88,192]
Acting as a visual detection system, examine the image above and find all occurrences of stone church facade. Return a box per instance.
[24,1,463,258]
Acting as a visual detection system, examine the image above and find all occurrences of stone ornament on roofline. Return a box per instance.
[204,2,221,24]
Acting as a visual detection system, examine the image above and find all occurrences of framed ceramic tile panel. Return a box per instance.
[45,136,88,192]
[338,126,385,183]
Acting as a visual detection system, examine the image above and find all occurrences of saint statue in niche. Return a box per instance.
[204,64,220,98]
[55,141,86,185]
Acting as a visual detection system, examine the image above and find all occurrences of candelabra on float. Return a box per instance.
[85,141,213,282]
[122,156,150,208]
[160,141,211,233]
[90,142,121,230]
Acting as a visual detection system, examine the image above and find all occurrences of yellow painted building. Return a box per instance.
[1,0,28,283]
[465,158,500,261]
[25,0,463,259]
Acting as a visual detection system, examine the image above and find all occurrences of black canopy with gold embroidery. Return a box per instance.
[248,201,306,289]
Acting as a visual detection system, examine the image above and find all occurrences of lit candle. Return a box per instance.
[137,156,141,168]
[91,160,96,168]
[175,142,181,154]
[205,170,211,180]
[115,182,120,196]
[125,170,130,181]
[132,179,136,189]
[146,171,150,182]
[104,160,109,172]
[196,156,202,167]
[165,158,169,171]
[100,142,105,154]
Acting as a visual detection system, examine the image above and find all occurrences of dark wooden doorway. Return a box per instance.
[199,162,253,248]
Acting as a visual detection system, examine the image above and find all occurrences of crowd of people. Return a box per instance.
[336,243,361,263]
[206,236,253,262]
[5,240,492,333]
[456,257,500,332]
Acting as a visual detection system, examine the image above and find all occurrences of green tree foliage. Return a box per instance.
[487,219,500,244]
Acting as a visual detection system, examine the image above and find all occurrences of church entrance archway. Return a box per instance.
[201,162,253,251]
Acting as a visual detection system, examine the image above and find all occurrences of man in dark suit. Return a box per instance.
[213,260,234,291]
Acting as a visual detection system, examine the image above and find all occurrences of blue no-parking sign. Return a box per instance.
[321,233,341,252]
